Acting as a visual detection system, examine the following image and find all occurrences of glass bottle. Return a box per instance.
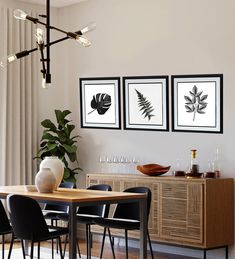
[213,148,221,178]
[190,149,199,175]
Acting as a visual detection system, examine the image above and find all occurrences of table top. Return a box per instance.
[0,185,146,203]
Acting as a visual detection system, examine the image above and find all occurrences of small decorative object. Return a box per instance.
[40,156,64,190]
[172,74,223,133]
[34,109,81,183]
[80,77,121,129]
[35,167,56,193]
[173,171,186,177]
[186,149,202,178]
[212,148,221,178]
[123,76,169,131]
[24,185,37,192]
[137,164,171,176]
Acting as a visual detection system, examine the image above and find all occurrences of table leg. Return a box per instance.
[139,196,147,258]
[69,203,77,259]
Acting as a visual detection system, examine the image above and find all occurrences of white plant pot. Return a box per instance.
[40,156,64,190]
[35,168,56,193]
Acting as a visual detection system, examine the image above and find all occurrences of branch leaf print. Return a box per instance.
[135,89,155,121]
[184,85,208,121]
[88,93,111,115]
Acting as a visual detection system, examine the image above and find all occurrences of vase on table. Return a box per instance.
[40,156,64,190]
[35,168,56,193]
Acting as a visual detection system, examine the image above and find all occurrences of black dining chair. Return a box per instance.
[7,194,68,259]
[94,186,154,259]
[59,184,112,259]
[42,181,78,258]
[0,200,14,259]
[43,181,76,224]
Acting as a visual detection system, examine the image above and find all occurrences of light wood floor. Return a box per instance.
[6,238,196,259]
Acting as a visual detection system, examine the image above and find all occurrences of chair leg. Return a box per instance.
[107,228,116,259]
[37,242,40,259]
[63,233,81,258]
[63,234,68,258]
[76,237,81,258]
[52,237,54,259]
[7,233,14,259]
[124,229,128,259]
[21,240,26,259]
[2,234,5,259]
[147,229,154,259]
[85,224,90,259]
[58,237,64,259]
[99,227,106,259]
[30,241,34,259]
[88,224,92,259]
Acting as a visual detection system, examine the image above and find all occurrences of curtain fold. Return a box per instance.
[0,7,38,185]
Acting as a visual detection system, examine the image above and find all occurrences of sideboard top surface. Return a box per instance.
[87,173,233,183]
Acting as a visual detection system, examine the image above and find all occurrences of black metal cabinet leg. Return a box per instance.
[225,246,228,259]
[203,250,206,259]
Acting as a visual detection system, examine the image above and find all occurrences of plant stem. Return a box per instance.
[88,109,95,115]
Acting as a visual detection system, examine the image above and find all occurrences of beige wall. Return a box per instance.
[1,0,235,258]
[53,1,235,258]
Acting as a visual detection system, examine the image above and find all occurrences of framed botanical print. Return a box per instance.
[171,74,223,133]
[123,76,169,131]
[80,77,121,129]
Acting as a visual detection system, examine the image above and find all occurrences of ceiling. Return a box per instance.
[17,0,86,8]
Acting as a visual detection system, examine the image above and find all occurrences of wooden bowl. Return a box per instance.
[137,164,171,176]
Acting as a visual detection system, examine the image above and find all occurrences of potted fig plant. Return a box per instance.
[35,109,82,183]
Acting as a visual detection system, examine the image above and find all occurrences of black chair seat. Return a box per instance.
[43,210,66,219]
[95,217,140,230]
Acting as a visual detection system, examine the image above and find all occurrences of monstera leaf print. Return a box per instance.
[88,93,112,115]
[135,89,155,121]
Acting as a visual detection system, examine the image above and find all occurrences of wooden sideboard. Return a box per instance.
[86,173,234,253]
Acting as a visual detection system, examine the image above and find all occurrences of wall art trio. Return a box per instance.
[79,74,223,134]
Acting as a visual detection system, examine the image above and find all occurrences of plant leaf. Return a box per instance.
[192,85,198,95]
[184,96,192,103]
[200,94,208,102]
[89,93,111,115]
[135,89,155,121]
[185,105,194,112]
[41,119,57,132]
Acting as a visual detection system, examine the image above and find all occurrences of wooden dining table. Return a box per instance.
[0,185,148,259]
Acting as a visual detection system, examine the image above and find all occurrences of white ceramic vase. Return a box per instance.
[35,168,56,193]
[40,156,64,190]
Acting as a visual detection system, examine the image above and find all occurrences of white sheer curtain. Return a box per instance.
[0,8,38,185]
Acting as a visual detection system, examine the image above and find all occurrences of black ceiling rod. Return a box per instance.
[46,0,51,85]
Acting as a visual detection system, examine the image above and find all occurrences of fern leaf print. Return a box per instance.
[135,89,155,121]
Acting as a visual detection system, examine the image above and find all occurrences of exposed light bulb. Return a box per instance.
[67,32,91,47]
[34,28,44,45]
[13,9,27,20]
[80,22,96,35]
[0,54,17,68]
[76,35,91,47]
[41,77,50,89]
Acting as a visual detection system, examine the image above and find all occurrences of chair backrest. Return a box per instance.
[0,200,12,233]
[77,184,112,217]
[44,181,75,212]
[7,194,49,240]
[113,186,152,221]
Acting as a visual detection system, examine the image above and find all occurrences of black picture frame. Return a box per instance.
[171,74,223,133]
[80,77,121,129]
[123,76,169,131]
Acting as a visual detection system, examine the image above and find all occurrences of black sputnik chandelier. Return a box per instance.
[0,0,96,88]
